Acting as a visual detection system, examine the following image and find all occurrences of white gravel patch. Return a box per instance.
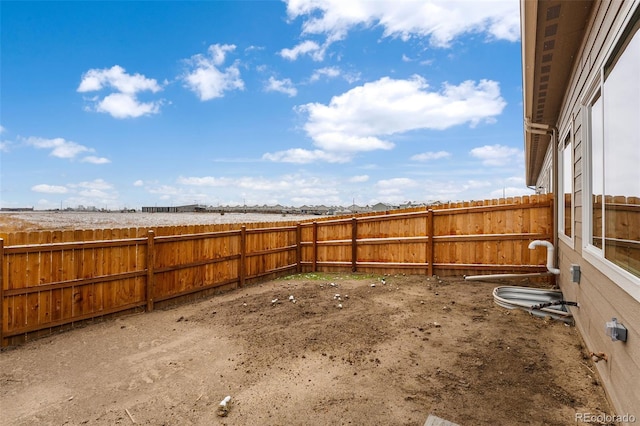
[1,211,318,231]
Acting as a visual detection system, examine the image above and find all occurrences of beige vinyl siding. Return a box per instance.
[549,0,640,419]
[573,111,583,257]
[560,241,640,416]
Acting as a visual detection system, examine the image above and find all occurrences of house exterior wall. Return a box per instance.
[535,1,639,419]
[537,147,553,194]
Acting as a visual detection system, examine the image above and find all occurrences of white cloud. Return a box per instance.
[0,141,9,152]
[177,176,231,187]
[284,0,520,56]
[0,125,5,134]
[28,179,121,209]
[76,188,115,199]
[178,176,293,192]
[262,148,349,163]
[463,180,492,189]
[133,180,144,187]
[309,66,340,82]
[505,176,526,185]
[23,136,110,163]
[25,136,91,159]
[78,65,162,94]
[309,66,360,84]
[470,144,522,166]
[81,156,111,164]
[96,93,162,118]
[31,184,69,194]
[279,40,326,61]
[78,65,164,118]
[148,184,181,195]
[245,45,265,53]
[375,178,418,196]
[265,77,298,97]
[69,179,114,191]
[349,175,369,183]
[298,76,506,153]
[64,179,119,205]
[170,173,349,206]
[490,186,533,198]
[411,151,452,161]
[182,44,244,101]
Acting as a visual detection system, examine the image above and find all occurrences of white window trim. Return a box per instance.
[580,15,640,303]
[558,128,574,248]
[581,78,602,255]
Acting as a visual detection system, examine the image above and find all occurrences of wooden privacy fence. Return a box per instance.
[0,194,553,346]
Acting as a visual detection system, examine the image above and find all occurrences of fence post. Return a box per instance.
[0,238,4,346]
[312,222,318,272]
[351,217,358,272]
[427,209,434,276]
[296,223,302,273]
[146,231,155,312]
[240,226,246,288]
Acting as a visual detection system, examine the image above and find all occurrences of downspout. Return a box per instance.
[550,126,559,274]
[525,120,560,272]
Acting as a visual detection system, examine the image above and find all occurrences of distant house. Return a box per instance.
[0,207,34,212]
[371,202,394,212]
[521,0,639,417]
[142,204,206,213]
[142,206,177,213]
[399,201,427,210]
[346,204,370,214]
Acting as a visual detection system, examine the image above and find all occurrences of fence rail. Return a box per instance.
[0,194,553,346]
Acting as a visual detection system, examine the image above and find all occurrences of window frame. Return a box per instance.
[581,10,640,302]
[558,129,574,247]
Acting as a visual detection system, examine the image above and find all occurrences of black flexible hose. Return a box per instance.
[530,300,578,310]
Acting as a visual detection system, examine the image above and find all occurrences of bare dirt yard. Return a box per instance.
[0,211,316,233]
[1,273,614,426]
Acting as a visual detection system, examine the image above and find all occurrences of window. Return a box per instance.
[589,92,603,250]
[561,134,573,239]
[585,13,640,282]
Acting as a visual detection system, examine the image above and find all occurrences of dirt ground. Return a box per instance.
[0,273,614,426]
[0,211,316,233]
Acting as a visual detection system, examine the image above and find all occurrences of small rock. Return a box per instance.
[337,304,343,309]
[433,322,441,328]
[370,284,376,287]
[216,396,232,417]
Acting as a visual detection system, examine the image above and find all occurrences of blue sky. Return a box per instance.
[1,0,529,210]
